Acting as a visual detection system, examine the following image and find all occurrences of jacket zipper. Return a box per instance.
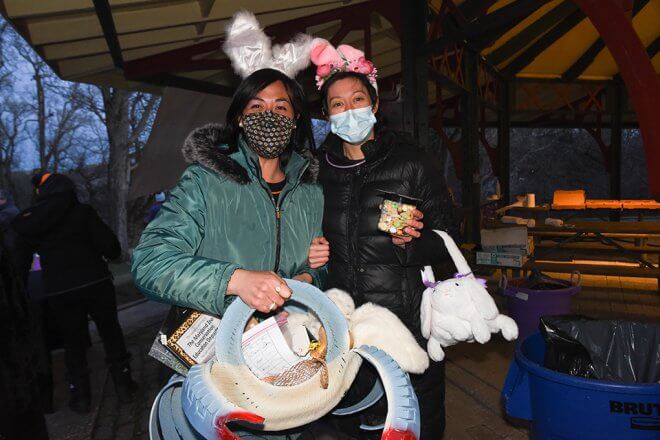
[269,194,282,273]
[258,159,307,274]
[274,202,282,273]
[349,166,361,296]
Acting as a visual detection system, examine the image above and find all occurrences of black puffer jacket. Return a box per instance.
[319,130,458,342]
[12,174,121,295]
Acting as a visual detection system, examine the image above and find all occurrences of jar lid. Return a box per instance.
[376,189,422,205]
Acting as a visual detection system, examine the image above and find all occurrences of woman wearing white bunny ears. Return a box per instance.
[132,14,335,439]
[307,39,459,438]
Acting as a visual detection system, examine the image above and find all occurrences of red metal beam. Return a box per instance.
[574,0,660,198]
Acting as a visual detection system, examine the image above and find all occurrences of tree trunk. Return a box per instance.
[35,70,48,170]
[103,88,131,260]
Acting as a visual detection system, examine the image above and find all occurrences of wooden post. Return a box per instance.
[462,50,481,244]
[497,80,511,204]
[608,83,623,221]
[401,0,429,150]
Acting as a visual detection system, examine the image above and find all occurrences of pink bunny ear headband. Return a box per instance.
[310,38,378,91]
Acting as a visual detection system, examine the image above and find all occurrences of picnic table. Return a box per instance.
[529,221,659,285]
[481,220,660,289]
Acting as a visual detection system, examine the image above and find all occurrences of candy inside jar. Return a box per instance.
[376,190,421,237]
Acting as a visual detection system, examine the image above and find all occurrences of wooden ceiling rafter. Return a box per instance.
[465,0,546,49]
[486,0,578,67]
[500,8,586,77]
[23,0,356,48]
[1,0,192,20]
[122,0,400,94]
[92,0,123,68]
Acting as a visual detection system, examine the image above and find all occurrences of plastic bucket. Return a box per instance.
[500,273,580,339]
[502,332,660,439]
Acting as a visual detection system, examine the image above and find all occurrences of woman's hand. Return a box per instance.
[308,236,330,269]
[227,269,292,313]
[392,208,424,248]
[293,273,313,284]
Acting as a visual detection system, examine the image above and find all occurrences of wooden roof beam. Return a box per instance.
[458,0,499,23]
[93,0,123,68]
[648,36,660,59]
[501,9,586,77]
[562,0,649,81]
[123,0,402,79]
[465,0,545,49]
[487,1,578,66]
[144,73,235,96]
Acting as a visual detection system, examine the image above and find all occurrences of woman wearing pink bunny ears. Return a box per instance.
[307,38,459,439]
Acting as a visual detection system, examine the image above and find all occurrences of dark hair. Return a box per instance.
[225,68,315,155]
[319,71,378,115]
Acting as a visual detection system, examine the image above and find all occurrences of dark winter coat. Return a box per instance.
[132,124,326,317]
[0,189,20,250]
[319,130,457,439]
[12,174,121,295]
[318,130,458,343]
[0,235,42,415]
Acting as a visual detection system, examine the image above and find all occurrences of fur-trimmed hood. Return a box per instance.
[182,123,319,184]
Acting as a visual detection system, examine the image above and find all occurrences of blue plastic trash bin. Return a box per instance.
[502,332,660,439]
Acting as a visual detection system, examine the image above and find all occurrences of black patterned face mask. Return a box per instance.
[241,111,295,159]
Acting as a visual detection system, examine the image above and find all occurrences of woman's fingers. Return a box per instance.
[411,209,424,220]
[309,250,330,259]
[308,237,330,269]
[404,227,421,238]
[406,219,424,230]
[269,273,292,299]
[310,245,330,255]
[266,289,285,308]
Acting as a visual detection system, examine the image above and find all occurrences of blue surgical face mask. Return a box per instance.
[329,106,377,145]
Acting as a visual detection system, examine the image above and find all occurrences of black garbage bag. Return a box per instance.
[521,269,570,290]
[540,315,660,383]
[540,316,596,379]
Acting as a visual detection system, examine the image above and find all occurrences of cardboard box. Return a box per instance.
[482,236,534,255]
[476,251,528,268]
[481,226,533,255]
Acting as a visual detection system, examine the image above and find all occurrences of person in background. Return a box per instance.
[0,188,20,249]
[145,191,166,224]
[0,231,49,440]
[308,40,458,438]
[12,172,138,414]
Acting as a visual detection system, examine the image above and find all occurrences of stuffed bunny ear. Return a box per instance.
[420,289,432,339]
[421,266,436,287]
[336,44,365,61]
[222,11,272,78]
[310,38,343,66]
[432,230,473,278]
[271,33,313,78]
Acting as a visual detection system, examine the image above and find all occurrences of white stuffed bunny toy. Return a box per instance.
[420,230,518,361]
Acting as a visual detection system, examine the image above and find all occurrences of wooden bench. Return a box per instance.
[523,261,659,280]
[535,241,660,254]
[482,221,660,290]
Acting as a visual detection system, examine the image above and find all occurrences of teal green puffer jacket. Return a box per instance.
[131,123,326,317]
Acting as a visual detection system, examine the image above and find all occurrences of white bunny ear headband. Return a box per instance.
[222,11,313,79]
